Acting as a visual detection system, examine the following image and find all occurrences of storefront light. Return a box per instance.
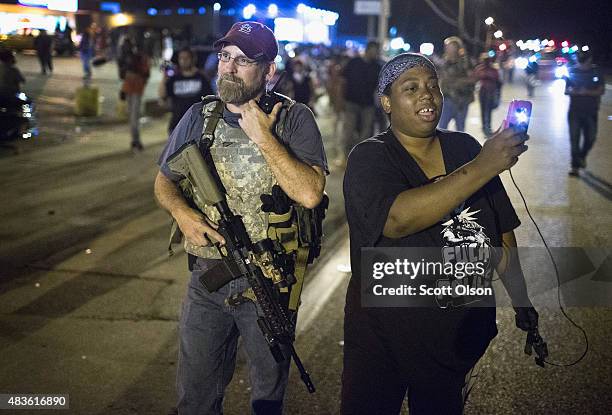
[18,0,77,12]
[304,20,328,44]
[294,4,338,26]
[110,13,132,27]
[274,18,303,42]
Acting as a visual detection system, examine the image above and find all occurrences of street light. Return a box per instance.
[267,4,278,18]
[420,43,434,56]
[484,17,495,51]
[390,37,404,50]
[213,3,221,37]
[242,4,256,19]
[494,30,503,39]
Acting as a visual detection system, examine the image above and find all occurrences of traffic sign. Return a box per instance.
[354,0,381,15]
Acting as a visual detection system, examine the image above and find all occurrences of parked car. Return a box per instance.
[0,32,35,51]
[535,49,570,80]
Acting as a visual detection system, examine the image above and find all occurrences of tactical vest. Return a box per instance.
[181,96,295,260]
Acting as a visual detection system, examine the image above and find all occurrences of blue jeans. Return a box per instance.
[80,51,92,78]
[439,98,469,132]
[177,263,290,415]
[479,92,496,135]
[126,94,142,145]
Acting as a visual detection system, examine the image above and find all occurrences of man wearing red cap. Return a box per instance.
[154,22,328,414]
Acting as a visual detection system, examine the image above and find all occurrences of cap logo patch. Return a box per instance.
[239,24,252,34]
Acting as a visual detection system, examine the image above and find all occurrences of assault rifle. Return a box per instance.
[167,142,316,393]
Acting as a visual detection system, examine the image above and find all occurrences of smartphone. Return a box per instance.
[504,100,532,133]
[258,71,286,114]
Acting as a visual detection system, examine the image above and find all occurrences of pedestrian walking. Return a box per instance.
[339,41,382,166]
[524,59,538,98]
[474,53,502,136]
[287,58,317,112]
[33,29,53,75]
[438,36,475,131]
[565,49,605,176]
[120,43,150,151]
[79,24,95,79]
[326,55,346,139]
[159,47,212,134]
[154,21,327,415]
[342,52,540,415]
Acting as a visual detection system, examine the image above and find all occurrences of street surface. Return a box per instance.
[1,55,611,414]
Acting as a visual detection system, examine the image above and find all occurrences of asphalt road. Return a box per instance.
[0,55,611,414]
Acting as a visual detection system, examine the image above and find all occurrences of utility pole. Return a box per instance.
[368,15,376,39]
[473,5,482,57]
[377,0,390,47]
[458,0,465,39]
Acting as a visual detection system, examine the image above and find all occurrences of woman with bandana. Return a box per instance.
[342,53,540,414]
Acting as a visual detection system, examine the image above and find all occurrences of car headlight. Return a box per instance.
[515,57,528,70]
[555,65,569,79]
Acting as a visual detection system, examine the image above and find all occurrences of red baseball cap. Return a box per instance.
[214,21,278,62]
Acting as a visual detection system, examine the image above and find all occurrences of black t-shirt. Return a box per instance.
[166,71,212,127]
[565,65,604,113]
[291,74,312,105]
[342,57,381,107]
[343,128,521,370]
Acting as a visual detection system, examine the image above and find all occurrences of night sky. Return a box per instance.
[305,0,612,60]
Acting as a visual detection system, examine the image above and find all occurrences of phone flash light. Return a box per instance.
[516,111,529,123]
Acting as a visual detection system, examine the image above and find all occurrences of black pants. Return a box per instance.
[342,344,467,414]
[568,110,598,168]
[341,286,496,415]
[37,53,53,74]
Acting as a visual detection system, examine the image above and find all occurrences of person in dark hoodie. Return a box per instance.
[34,29,53,75]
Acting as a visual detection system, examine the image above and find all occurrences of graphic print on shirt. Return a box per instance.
[436,207,493,308]
[173,79,203,96]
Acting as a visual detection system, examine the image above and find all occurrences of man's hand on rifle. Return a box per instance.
[175,207,225,246]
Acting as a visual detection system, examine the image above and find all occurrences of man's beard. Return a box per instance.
[217,73,266,105]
